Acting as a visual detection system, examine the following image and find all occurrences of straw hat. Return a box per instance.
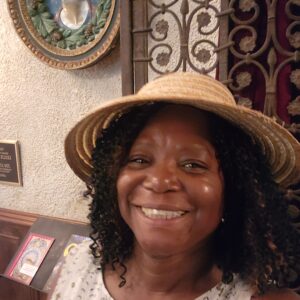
[65,72,300,187]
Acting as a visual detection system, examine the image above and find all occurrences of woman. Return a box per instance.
[52,72,300,299]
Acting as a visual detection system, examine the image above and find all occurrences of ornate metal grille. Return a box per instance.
[223,0,300,135]
[121,0,224,92]
[223,4,300,265]
[121,1,299,131]
[146,0,221,79]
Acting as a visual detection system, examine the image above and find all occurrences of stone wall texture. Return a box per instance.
[0,1,121,221]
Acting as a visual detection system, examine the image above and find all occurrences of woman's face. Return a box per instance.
[117,105,224,257]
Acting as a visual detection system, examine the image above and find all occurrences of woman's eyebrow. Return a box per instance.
[131,139,153,147]
[129,141,155,152]
[175,144,214,156]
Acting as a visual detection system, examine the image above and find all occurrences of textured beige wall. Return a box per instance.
[0,1,121,221]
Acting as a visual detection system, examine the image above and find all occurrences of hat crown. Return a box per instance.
[138,72,236,106]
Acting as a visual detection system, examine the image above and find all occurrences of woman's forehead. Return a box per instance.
[142,104,212,139]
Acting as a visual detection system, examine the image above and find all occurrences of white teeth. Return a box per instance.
[141,207,186,219]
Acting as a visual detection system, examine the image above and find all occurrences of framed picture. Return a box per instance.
[7,0,120,69]
[5,233,55,285]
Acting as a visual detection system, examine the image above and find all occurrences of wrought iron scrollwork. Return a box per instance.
[224,5,300,272]
[224,0,300,135]
[147,0,221,77]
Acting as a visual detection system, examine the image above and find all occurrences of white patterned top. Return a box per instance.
[49,240,254,300]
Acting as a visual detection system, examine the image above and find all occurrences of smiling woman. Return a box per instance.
[116,105,224,260]
[51,72,300,300]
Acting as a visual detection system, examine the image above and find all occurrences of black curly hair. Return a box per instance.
[87,102,300,294]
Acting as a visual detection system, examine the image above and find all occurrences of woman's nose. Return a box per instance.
[142,163,182,193]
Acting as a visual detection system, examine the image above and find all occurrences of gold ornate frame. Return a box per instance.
[7,0,120,69]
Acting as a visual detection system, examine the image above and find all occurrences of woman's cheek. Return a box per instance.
[193,181,222,199]
[117,171,139,206]
[117,171,130,194]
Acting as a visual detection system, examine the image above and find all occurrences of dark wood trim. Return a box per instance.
[121,0,134,95]
[132,0,149,92]
[218,0,229,82]
[0,208,38,227]
[0,233,20,240]
[0,207,88,226]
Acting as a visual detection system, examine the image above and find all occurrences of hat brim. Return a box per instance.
[65,93,300,187]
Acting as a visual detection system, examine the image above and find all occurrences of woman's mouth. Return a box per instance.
[141,207,187,219]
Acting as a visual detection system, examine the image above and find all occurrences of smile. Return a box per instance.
[141,207,187,219]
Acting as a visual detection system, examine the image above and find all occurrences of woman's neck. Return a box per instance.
[104,242,222,300]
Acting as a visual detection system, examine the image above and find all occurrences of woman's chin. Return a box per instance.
[134,238,185,258]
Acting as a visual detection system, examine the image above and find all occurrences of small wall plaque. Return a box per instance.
[0,140,22,186]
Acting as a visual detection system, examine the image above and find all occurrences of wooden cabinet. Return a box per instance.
[0,276,47,300]
[0,209,37,275]
[0,209,38,300]
[0,208,89,300]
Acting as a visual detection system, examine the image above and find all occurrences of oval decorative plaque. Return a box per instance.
[7,0,119,69]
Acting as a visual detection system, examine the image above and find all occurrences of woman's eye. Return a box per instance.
[127,157,149,166]
[182,161,207,171]
[130,158,145,164]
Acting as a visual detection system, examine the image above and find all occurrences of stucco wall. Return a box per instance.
[0,1,121,221]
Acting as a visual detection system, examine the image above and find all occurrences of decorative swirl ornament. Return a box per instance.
[226,0,300,131]
[147,0,221,77]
